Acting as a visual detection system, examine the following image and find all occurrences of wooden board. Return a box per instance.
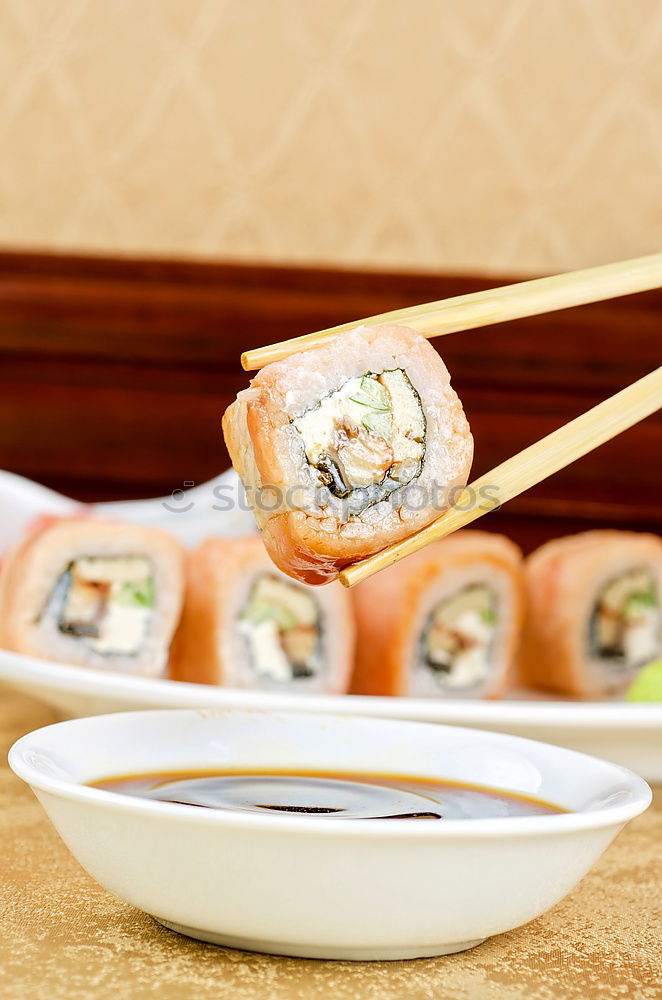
[0,250,660,552]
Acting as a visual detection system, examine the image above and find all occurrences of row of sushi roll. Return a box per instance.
[0,519,354,693]
[0,516,660,700]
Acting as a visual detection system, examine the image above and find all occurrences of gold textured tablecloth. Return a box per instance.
[1,691,660,1000]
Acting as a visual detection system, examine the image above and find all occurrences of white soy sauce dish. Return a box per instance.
[9,710,650,961]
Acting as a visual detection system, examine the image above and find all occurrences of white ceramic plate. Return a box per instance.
[1,648,661,780]
[8,708,651,960]
[1,469,661,780]
[0,468,256,552]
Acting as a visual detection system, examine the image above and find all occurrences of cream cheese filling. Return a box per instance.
[239,574,321,681]
[421,584,497,689]
[591,567,659,670]
[45,555,155,656]
[291,370,425,512]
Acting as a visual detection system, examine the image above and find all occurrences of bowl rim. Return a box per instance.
[8,708,652,839]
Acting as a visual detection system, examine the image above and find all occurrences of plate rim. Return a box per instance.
[1,648,661,730]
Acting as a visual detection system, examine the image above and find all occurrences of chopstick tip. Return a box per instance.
[339,562,368,588]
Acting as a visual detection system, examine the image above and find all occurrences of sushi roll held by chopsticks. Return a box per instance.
[351,531,524,699]
[521,531,662,697]
[170,535,354,692]
[0,518,185,676]
[223,325,473,585]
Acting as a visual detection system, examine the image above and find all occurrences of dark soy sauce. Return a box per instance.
[90,769,565,820]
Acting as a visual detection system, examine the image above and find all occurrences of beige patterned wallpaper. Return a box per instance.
[1,0,662,274]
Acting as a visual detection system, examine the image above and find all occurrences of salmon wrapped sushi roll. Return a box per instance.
[170,535,354,692]
[0,518,184,676]
[521,530,662,697]
[223,325,473,585]
[351,531,523,698]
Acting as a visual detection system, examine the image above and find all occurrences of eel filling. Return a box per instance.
[239,574,321,681]
[420,584,497,689]
[590,567,659,670]
[45,556,155,656]
[292,370,425,515]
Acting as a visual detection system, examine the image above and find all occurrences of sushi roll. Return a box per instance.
[223,324,473,584]
[521,530,662,697]
[0,518,184,676]
[351,531,523,698]
[169,535,355,692]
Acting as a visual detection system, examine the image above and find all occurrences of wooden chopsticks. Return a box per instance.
[241,253,662,371]
[338,367,662,588]
[238,254,662,585]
